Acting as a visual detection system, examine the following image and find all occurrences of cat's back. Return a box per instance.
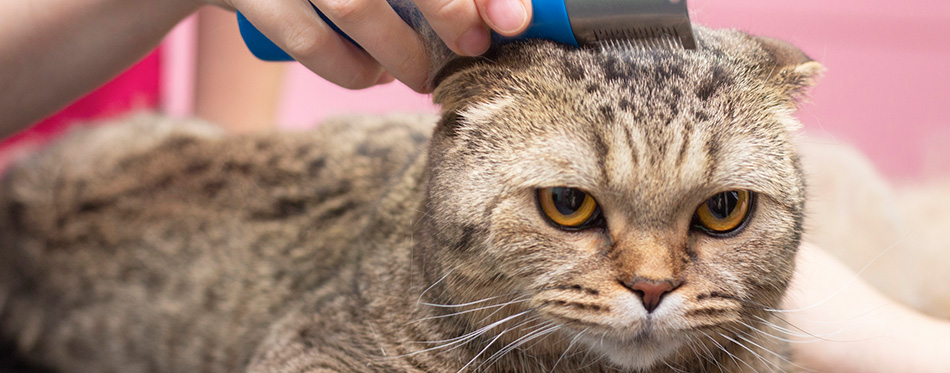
[0,113,434,372]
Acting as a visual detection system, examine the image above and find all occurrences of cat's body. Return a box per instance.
[0,114,440,371]
[0,27,821,372]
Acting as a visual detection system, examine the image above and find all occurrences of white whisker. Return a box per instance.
[736,319,819,343]
[663,359,690,373]
[700,330,752,372]
[683,338,713,373]
[730,327,816,372]
[718,332,781,373]
[457,330,507,373]
[751,315,848,341]
[416,266,456,305]
[474,296,534,325]
[420,293,521,309]
[691,335,724,372]
[412,297,530,323]
[478,322,561,371]
[478,321,554,369]
[390,309,533,359]
[551,327,588,372]
[575,333,604,371]
[770,235,909,313]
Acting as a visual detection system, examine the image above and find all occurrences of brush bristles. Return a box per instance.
[592,25,693,51]
[599,36,683,52]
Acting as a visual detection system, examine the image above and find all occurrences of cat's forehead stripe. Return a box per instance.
[449,35,803,216]
[456,102,793,204]
[489,118,792,209]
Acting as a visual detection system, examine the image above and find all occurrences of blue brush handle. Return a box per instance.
[237,0,578,62]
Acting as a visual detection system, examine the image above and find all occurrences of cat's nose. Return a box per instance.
[622,278,681,313]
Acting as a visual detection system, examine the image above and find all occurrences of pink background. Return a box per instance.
[163,0,950,180]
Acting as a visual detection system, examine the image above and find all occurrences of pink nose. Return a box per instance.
[623,278,679,313]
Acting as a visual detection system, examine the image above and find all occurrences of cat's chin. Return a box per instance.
[580,333,683,371]
[567,294,689,370]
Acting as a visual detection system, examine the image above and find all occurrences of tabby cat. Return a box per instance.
[0,25,821,372]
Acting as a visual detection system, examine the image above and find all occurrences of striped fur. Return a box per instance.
[0,27,820,372]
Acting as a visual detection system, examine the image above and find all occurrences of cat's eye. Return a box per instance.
[693,190,755,235]
[538,187,602,229]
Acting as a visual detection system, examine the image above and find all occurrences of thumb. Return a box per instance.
[476,0,531,37]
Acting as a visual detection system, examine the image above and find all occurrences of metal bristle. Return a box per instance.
[567,0,697,51]
[594,25,689,52]
[598,36,682,53]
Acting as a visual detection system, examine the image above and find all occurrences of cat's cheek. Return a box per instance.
[684,233,747,281]
[681,237,751,296]
[569,230,613,256]
[523,209,613,257]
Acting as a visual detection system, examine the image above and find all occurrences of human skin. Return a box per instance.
[218,0,531,92]
[0,0,200,138]
[784,243,950,371]
[0,0,531,137]
[194,6,285,133]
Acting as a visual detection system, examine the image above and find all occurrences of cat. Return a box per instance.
[0,25,822,372]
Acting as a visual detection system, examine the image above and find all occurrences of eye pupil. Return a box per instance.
[706,191,740,220]
[538,187,601,229]
[694,190,754,235]
[552,187,586,215]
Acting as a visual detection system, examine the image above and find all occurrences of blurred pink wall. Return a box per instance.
[278,66,437,126]
[161,15,197,118]
[689,0,950,180]
[164,0,950,180]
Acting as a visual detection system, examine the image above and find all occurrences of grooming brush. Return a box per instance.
[237,0,696,61]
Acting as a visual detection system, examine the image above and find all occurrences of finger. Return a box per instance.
[232,0,385,89]
[316,0,430,92]
[475,0,531,37]
[413,0,491,56]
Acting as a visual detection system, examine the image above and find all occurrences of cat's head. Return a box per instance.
[418,27,821,370]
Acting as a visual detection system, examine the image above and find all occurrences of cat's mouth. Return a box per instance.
[535,292,689,370]
[629,320,663,342]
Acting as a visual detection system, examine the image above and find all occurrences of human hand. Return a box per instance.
[783,243,950,371]
[206,0,532,93]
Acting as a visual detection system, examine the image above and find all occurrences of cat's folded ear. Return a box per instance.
[429,56,495,113]
[752,36,825,101]
[382,0,466,92]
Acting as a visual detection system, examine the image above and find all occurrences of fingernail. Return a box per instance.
[457,25,490,56]
[486,0,528,35]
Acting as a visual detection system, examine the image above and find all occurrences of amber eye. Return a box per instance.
[538,187,601,229]
[694,190,754,234]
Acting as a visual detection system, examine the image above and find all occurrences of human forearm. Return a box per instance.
[784,243,950,371]
[193,6,284,133]
[0,0,533,138]
[0,0,201,137]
